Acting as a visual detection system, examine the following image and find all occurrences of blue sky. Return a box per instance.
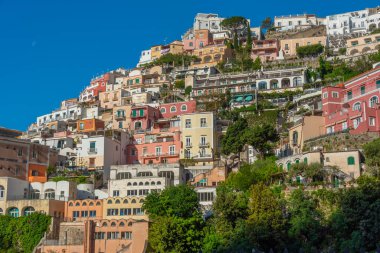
[0,0,379,130]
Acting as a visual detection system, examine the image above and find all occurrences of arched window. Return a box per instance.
[133,182,137,186]
[23,207,35,216]
[31,189,40,199]
[145,182,149,185]
[295,159,300,164]
[128,222,133,227]
[170,106,177,112]
[139,182,143,186]
[107,199,113,204]
[131,199,136,203]
[119,222,125,227]
[75,202,80,206]
[140,199,144,203]
[111,222,116,227]
[160,108,166,114]
[151,181,156,185]
[8,207,19,217]
[369,96,379,108]
[102,222,108,227]
[123,199,128,204]
[96,201,101,206]
[353,102,361,111]
[181,105,187,111]
[115,199,121,204]
[286,162,291,171]
[347,156,355,165]
[69,202,74,207]
[82,202,87,206]
[258,81,267,90]
[0,185,5,199]
[157,181,161,185]
[44,189,55,200]
[127,182,132,186]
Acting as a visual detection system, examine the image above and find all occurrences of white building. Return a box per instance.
[137,49,152,67]
[36,104,83,128]
[274,14,326,31]
[108,164,186,198]
[326,9,370,36]
[193,13,225,33]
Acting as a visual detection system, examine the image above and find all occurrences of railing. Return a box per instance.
[114,114,126,120]
[193,154,213,159]
[199,142,210,148]
[143,152,179,158]
[88,148,97,154]
[185,143,193,148]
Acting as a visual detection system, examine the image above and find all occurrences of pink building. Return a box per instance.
[130,105,159,131]
[322,67,380,134]
[183,29,213,51]
[158,100,197,118]
[127,117,182,164]
[251,39,279,62]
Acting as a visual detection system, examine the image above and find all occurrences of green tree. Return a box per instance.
[174,79,185,90]
[221,117,249,155]
[252,57,262,70]
[261,17,273,30]
[296,44,324,58]
[363,138,380,177]
[243,123,279,158]
[246,183,287,251]
[184,86,192,96]
[220,16,248,50]
[245,23,252,52]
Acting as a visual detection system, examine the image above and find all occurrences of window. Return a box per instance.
[327,126,334,134]
[44,189,55,200]
[120,208,132,216]
[155,146,162,156]
[72,211,80,218]
[200,136,207,146]
[369,96,379,108]
[23,207,35,216]
[197,192,214,202]
[347,156,355,165]
[89,141,96,153]
[81,211,88,217]
[134,121,142,130]
[303,157,308,164]
[342,121,348,130]
[160,108,166,113]
[376,80,380,89]
[181,104,187,111]
[133,208,144,215]
[353,102,361,111]
[347,91,352,100]
[169,146,175,155]
[332,92,338,98]
[185,119,191,128]
[135,78,140,84]
[121,232,132,239]
[89,210,96,217]
[107,199,113,204]
[285,44,289,50]
[113,190,120,197]
[95,232,105,240]
[323,92,328,99]
[353,117,361,129]
[137,171,153,177]
[170,106,177,112]
[107,209,119,216]
[17,148,23,156]
[139,189,149,195]
[360,86,365,95]
[116,172,131,179]
[185,149,191,158]
[139,109,144,116]
[127,190,138,196]
[0,185,4,199]
[131,149,136,156]
[119,121,123,129]
[292,131,298,145]
[107,232,119,240]
[79,123,84,130]
[185,137,192,147]
[369,117,376,126]
[200,118,207,127]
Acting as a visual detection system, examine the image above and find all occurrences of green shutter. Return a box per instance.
[140,109,144,116]
[287,163,291,171]
[361,86,365,95]
[132,110,136,117]
[303,157,308,164]
[347,156,355,165]
[135,78,140,84]
[376,80,380,89]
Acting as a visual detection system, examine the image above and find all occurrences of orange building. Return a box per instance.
[77,118,105,133]
[65,199,104,221]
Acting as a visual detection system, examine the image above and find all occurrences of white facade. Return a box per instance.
[77,183,95,199]
[37,104,83,127]
[326,9,369,36]
[137,49,152,67]
[82,106,100,119]
[108,164,185,198]
[193,13,225,33]
[30,181,77,201]
[275,14,325,31]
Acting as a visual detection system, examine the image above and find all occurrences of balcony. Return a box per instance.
[131,113,145,118]
[112,97,118,101]
[88,148,97,154]
[114,114,126,121]
[199,142,210,148]
[185,143,193,148]
[192,154,213,159]
[28,175,47,183]
[143,152,179,158]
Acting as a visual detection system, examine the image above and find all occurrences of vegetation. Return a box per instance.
[174,79,185,90]
[0,213,51,253]
[143,53,200,68]
[363,138,380,178]
[143,185,204,253]
[296,44,324,58]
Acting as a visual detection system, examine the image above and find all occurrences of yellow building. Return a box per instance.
[102,196,148,220]
[151,41,184,60]
[280,36,327,57]
[180,112,217,165]
[346,34,380,56]
[191,44,233,68]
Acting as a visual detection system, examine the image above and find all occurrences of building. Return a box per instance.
[77,118,105,133]
[322,66,380,134]
[193,13,225,33]
[112,104,132,130]
[102,196,147,220]
[277,150,363,180]
[180,112,217,166]
[274,14,326,31]
[137,49,152,67]
[183,29,214,51]
[108,164,186,198]
[346,33,380,56]
[191,44,233,68]
[38,219,148,253]
[158,100,197,118]
[0,127,22,138]
[151,41,184,61]
[326,9,369,36]
[189,67,306,97]
[0,137,58,183]
[280,36,327,57]
[130,105,160,132]
[36,104,83,130]
[251,39,280,62]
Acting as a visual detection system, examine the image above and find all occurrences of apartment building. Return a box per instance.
[102,196,147,220]
[183,29,214,51]
[36,104,83,129]
[346,33,380,56]
[151,41,184,60]
[280,36,327,57]
[274,14,326,31]
[189,67,306,97]
[77,118,105,133]
[137,49,152,67]
[191,44,233,68]
[108,164,185,198]
[130,105,159,132]
[322,66,380,134]
[180,112,217,166]
[38,219,148,253]
[0,137,58,183]
[326,8,369,36]
[112,104,132,130]
[251,39,280,62]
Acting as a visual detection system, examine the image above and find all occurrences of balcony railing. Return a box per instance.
[185,143,193,148]
[199,142,210,148]
[192,154,213,159]
[143,152,179,158]
[114,114,126,120]
[88,148,97,154]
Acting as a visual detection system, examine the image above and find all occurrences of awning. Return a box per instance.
[245,95,253,101]
[235,96,244,102]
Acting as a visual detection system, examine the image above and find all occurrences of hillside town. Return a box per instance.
[1,6,380,253]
